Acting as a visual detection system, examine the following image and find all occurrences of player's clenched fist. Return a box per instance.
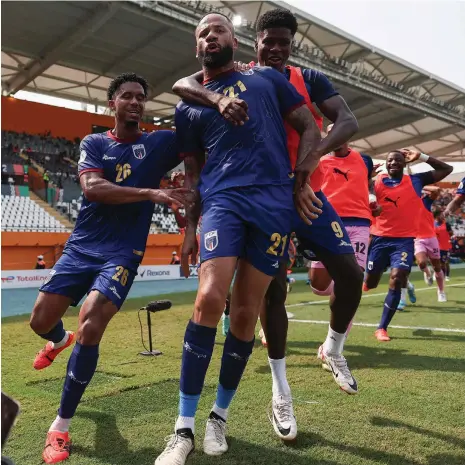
[216,95,249,126]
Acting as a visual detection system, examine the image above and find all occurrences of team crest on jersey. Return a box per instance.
[132,144,146,160]
[204,230,218,251]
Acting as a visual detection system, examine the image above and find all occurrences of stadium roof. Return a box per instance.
[2,0,465,161]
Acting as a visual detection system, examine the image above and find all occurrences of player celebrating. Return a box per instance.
[445,176,465,216]
[29,73,193,463]
[172,9,361,442]
[364,149,452,342]
[311,123,379,349]
[155,13,323,465]
[414,187,447,301]
[434,210,453,281]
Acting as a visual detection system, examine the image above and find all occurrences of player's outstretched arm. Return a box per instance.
[172,72,248,126]
[80,171,193,208]
[445,193,465,216]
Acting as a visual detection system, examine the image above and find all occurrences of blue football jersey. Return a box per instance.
[67,130,180,261]
[175,66,305,200]
[457,177,465,195]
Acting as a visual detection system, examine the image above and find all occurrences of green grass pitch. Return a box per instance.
[2,269,465,465]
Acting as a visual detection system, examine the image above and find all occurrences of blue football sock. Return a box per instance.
[178,321,216,418]
[378,288,401,330]
[215,331,254,410]
[58,343,99,419]
[38,320,66,343]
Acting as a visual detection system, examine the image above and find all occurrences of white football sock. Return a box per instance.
[323,326,345,355]
[400,288,407,301]
[49,415,71,433]
[51,331,70,350]
[212,403,229,421]
[268,357,291,397]
[175,416,195,434]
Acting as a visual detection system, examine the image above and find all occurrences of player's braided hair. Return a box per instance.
[256,8,298,36]
[107,73,148,101]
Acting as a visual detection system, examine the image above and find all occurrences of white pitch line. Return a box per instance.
[289,319,465,333]
[287,282,465,308]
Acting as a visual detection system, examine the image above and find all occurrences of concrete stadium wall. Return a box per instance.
[1,232,183,270]
[1,97,160,140]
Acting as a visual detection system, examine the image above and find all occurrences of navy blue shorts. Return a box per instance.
[367,236,414,274]
[200,184,294,276]
[440,250,450,263]
[40,248,138,309]
[294,191,354,260]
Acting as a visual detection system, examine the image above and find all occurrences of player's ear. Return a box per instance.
[108,99,116,111]
[233,36,238,51]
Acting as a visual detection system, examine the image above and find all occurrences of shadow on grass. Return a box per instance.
[73,410,159,465]
[265,340,465,373]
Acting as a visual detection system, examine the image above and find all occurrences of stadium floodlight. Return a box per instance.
[153,117,161,121]
[138,300,172,356]
[232,15,242,27]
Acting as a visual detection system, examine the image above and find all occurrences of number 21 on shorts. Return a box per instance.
[267,233,288,257]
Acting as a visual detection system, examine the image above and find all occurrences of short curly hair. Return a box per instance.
[256,8,298,36]
[107,73,148,101]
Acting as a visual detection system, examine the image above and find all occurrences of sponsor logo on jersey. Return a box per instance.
[103,154,116,161]
[132,144,146,160]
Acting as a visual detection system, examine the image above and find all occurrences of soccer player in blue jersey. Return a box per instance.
[155,12,323,464]
[364,149,452,342]
[28,73,193,464]
[172,7,361,440]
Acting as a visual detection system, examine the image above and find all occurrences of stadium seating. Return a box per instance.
[1,194,69,232]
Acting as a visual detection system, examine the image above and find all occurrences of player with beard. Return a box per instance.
[172,8,361,441]
[155,13,323,465]
[414,187,447,302]
[29,73,193,463]
[364,149,452,342]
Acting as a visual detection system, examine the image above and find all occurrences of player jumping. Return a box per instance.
[364,149,452,342]
[172,9,361,442]
[155,13,323,465]
[29,73,194,463]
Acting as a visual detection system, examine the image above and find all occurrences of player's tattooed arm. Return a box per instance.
[316,95,359,156]
[180,152,204,276]
[172,72,248,126]
[80,171,193,208]
[182,153,203,229]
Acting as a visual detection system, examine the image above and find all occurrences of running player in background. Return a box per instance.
[414,186,446,302]
[434,210,453,281]
[444,176,465,216]
[29,73,193,464]
[172,10,361,433]
[365,149,452,342]
[156,13,323,464]
[311,124,380,353]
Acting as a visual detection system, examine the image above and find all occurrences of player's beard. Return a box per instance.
[198,45,233,69]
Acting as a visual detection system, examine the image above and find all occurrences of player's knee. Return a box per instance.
[77,318,104,345]
[418,260,427,270]
[30,304,53,334]
[390,274,404,290]
[195,286,225,317]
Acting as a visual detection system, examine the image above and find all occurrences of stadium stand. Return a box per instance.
[1,194,68,232]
